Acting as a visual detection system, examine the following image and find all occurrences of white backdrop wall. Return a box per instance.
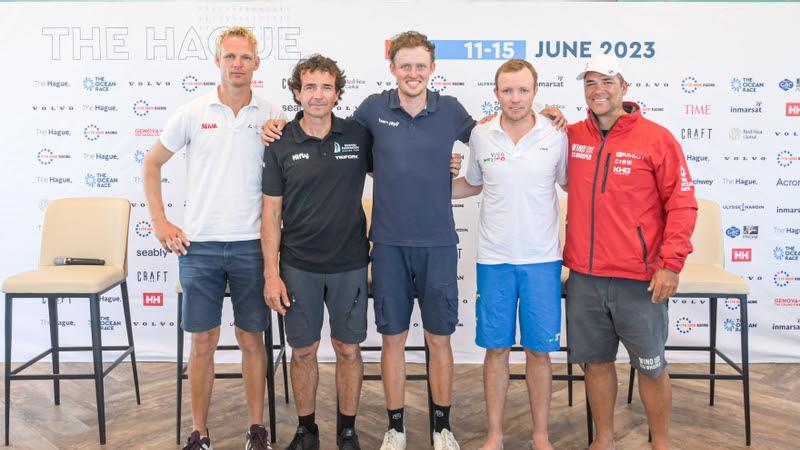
[0,2,798,364]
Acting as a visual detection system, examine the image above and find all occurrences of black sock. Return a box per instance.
[337,410,356,434]
[299,413,318,434]
[387,408,404,433]
[433,403,451,433]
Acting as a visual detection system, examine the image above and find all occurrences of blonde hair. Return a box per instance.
[495,59,538,88]
[388,31,435,63]
[215,26,258,57]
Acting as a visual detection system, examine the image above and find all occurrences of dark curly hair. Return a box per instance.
[287,54,346,106]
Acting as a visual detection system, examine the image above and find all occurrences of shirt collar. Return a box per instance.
[388,88,439,114]
[489,111,544,138]
[208,86,259,109]
[290,111,343,143]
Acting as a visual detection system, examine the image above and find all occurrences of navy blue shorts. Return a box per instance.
[178,239,268,333]
[371,244,459,336]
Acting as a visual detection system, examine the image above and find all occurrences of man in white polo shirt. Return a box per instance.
[452,59,567,450]
[142,26,283,450]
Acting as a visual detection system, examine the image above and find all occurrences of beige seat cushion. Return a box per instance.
[3,265,125,294]
[677,263,750,295]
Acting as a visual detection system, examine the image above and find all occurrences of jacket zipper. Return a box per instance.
[601,153,611,193]
[636,225,649,273]
[588,135,607,273]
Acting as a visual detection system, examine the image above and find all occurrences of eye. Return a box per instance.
[400,64,411,71]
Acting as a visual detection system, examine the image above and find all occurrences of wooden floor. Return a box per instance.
[1,362,798,449]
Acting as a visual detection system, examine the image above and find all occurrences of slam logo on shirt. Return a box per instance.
[334,142,360,160]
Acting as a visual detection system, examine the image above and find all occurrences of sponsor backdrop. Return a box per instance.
[0,2,798,364]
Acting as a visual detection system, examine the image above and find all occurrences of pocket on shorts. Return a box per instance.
[373,295,389,328]
[438,281,459,328]
[285,292,311,335]
[345,287,367,333]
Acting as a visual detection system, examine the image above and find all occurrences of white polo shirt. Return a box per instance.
[465,113,568,264]
[160,88,283,242]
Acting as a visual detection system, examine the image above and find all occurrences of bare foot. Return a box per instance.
[532,433,554,450]
[479,434,504,450]
[588,439,616,450]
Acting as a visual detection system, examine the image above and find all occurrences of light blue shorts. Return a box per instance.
[475,261,562,352]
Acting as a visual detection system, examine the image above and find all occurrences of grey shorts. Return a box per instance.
[280,263,368,348]
[566,271,669,378]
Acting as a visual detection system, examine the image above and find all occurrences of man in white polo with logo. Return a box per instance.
[452,59,567,450]
[142,26,283,450]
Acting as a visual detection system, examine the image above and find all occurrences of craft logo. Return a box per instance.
[429,75,465,93]
[729,128,762,140]
[675,316,708,334]
[786,103,800,117]
[134,149,146,164]
[34,128,70,137]
[731,248,752,262]
[682,104,711,116]
[134,128,162,137]
[34,80,70,88]
[481,100,500,116]
[134,220,153,238]
[777,150,798,167]
[680,76,715,94]
[83,76,117,92]
[36,148,70,165]
[730,77,764,93]
[83,124,118,141]
[84,172,118,188]
[729,101,763,114]
[680,128,712,140]
[143,292,164,307]
[181,75,214,93]
[774,246,800,261]
[132,99,167,117]
[136,270,168,283]
[773,270,800,287]
[636,101,664,115]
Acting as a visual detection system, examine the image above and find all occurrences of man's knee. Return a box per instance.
[633,354,667,379]
[485,347,510,360]
[332,339,361,363]
[191,329,220,358]
[292,341,320,363]
[525,350,551,365]
[382,331,409,351]
[583,361,616,376]
[234,328,265,353]
[424,332,451,351]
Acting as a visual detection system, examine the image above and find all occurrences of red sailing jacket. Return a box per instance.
[563,102,698,281]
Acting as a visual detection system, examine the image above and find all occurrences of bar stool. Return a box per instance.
[2,197,140,445]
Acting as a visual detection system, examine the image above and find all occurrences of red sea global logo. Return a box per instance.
[143,292,164,307]
[429,75,464,93]
[135,220,153,238]
[786,103,800,117]
[731,248,752,262]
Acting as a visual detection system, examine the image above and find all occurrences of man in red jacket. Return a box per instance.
[564,54,697,450]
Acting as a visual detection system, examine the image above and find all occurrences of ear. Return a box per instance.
[254,55,261,71]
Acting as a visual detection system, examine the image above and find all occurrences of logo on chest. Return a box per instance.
[200,122,217,130]
[292,153,310,162]
[571,144,594,161]
[334,142,360,160]
[481,152,507,165]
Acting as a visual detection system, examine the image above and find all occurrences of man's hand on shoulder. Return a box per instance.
[648,268,679,303]
[261,119,287,146]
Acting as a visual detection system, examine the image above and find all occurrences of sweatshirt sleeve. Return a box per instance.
[653,132,698,273]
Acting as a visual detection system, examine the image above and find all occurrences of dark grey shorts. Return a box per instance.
[566,271,669,378]
[280,263,368,348]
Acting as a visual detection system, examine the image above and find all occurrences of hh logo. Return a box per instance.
[731,248,752,262]
[787,103,800,117]
[143,292,164,306]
